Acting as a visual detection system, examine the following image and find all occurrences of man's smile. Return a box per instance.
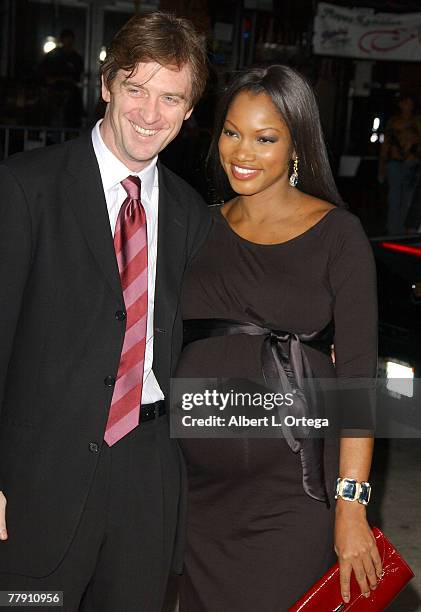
[129,120,160,137]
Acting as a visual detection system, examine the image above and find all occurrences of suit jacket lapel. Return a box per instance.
[64,134,123,302]
[154,162,187,332]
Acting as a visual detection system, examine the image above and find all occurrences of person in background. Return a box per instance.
[39,29,84,127]
[177,65,381,610]
[0,12,209,611]
[379,93,421,235]
[41,29,84,85]
[404,166,421,233]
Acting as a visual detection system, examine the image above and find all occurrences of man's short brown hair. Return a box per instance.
[101,11,208,107]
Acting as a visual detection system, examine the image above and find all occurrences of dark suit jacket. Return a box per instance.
[0,133,210,576]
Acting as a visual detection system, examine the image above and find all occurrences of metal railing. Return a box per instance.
[0,125,82,159]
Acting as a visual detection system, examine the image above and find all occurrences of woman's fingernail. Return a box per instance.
[364,592,370,598]
[0,531,7,540]
[343,595,350,603]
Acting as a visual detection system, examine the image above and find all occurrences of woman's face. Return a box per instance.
[218,90,294,197]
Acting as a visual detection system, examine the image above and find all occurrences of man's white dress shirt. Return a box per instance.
[92,120,164,403]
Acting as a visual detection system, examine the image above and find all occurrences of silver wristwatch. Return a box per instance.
[334,477,371,506]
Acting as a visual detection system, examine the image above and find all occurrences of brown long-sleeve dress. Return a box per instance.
[176,205,378,611]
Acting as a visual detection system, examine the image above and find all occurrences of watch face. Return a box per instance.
[342,479,357,500]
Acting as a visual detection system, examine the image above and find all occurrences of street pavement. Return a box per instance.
[369,438,421,611]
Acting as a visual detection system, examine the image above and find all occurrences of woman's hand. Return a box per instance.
[334,501,383,603]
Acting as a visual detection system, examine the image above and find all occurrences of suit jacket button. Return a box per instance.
[115,310,126,321]
[104,376,116,387]
[89,442,99,453]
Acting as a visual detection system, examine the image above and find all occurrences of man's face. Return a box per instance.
[100,61,193,172]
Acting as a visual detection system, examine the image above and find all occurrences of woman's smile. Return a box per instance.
[230,164,262,180]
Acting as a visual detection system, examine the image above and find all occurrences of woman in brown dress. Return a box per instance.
[176,65,382,611]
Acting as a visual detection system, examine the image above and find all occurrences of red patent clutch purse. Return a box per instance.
[290,527,414,611]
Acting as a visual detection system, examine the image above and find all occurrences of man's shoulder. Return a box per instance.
[2,132,93,179]
[158,162,206,209]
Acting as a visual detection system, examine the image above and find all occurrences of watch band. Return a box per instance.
[335,477,371,505]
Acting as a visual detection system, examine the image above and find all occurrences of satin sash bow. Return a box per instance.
[183,318,334,503]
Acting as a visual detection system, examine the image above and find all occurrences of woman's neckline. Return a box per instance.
[216,204,340,247]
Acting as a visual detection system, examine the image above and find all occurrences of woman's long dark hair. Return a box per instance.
[208,64,344,207]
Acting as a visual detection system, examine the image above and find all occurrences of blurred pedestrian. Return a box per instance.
[39,29,84,127]
[379,93,421,235]
[41,29,84,85]
[405,169,421,233]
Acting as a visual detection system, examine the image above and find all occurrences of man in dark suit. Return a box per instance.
[0,12,209,611]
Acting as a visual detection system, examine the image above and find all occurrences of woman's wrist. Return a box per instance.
[335,497,367,516]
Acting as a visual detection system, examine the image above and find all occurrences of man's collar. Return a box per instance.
[92,120,158,199]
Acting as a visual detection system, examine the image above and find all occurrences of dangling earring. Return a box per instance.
[289,157,299,187]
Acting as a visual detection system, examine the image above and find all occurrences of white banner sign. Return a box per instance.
[313,2,421,61]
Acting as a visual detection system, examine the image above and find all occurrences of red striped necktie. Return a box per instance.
[104,175,148,446]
